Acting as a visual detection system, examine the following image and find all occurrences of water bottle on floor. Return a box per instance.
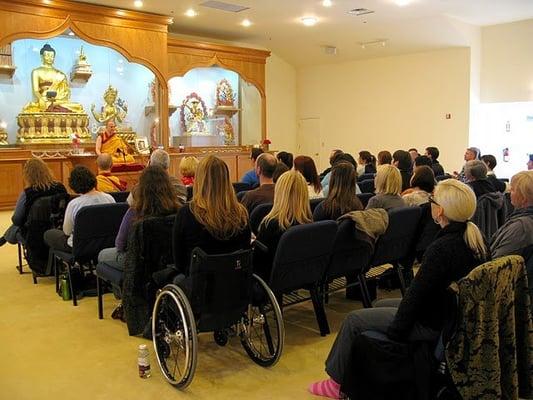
[138,344,151,378]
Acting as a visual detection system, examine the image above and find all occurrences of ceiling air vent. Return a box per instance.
[347,8,374,16]
[199,1,250,13]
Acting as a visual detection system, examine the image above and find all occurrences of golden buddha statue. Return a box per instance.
[22,44,84,114]
[91,85,127,125]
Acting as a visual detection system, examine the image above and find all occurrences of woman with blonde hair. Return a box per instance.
[0,158,66,246]
[255,170,313,279]
[366,164,406,210]
[179,156,199,186]
[173,156,250,274]
[310,179,489,399]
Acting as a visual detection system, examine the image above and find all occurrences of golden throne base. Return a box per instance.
[16,112,91,144]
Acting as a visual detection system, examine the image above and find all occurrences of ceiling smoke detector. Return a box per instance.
[348,8,374,16]
[199,1,250,13]
[323,46,337,55]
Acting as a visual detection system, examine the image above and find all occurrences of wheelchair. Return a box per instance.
[152,248,284,389]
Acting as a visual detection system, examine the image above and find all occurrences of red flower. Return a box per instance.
[262,139,271,145]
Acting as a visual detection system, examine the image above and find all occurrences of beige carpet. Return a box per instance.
[0,210,397,399]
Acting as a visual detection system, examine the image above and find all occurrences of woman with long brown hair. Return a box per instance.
[254,170,313,279]
[98,165,182,269]
[314,162,363,221]
[0,158,66,247]
[173,155,250,274]
[294,155,324,199]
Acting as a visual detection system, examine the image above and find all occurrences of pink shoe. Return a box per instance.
[308,378,341,399]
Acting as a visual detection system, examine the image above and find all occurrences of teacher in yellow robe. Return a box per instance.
[95,120,135,164]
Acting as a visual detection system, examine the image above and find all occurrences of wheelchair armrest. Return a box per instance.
[152,265,179,287]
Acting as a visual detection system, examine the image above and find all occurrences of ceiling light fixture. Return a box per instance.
[393,0,411,6]
[134,0,143,8]
[348,8,374,16]
[241,19,252,27]
[301,17,318,26]
[359,39,388,49]
[185,8,198,17]
[322,0,333,7]
[68,31,75,36]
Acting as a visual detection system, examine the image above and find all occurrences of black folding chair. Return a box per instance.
[357,193,374,208]
[310,197,325,212]
[250,203,273,235]
[358,173,375,182]
[53,203,129,306]
[363,207,422,299]
[264,221,338,336]
[106,191,130,203]
[358,179,375,194]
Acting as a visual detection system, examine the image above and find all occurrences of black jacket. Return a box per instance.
[430,161,445,177]
[486,174,506,193]
[400,170,413,192]
[387,222,487,340]
[468,179,497,199]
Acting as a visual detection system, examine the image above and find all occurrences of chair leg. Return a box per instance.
[32,272,37,284]
[395,263,407,296]
[358,274,373,308]
[97,276,103,319]
[54,256,60,294]
[67,263,77,306]
[310,286,330,336]
[17,243,23,274]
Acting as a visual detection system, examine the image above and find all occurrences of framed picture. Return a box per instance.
[135,137,150,155]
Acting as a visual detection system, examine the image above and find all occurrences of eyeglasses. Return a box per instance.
[428,194,439,206]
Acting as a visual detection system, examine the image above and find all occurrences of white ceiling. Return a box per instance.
[75,0,533,66]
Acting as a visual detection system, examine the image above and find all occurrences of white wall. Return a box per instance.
[265,53,298,154]
[481,19,533,103]
[297,48,471,172]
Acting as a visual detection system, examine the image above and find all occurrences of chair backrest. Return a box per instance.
[236,190,247,202]
[72,203,129,262]
[310,197,325,212]
[106,191,130,203]
[269,221,337,293]
[326,219,374,280]
[358,173,375,182]
[356,193,374,208]
[414,202,441,254]
[250,203,273,235]
[445,255,532,399]
[370,207,422,267]
[472,192,504,240]
[358,179,375,194]
[232,182,251,193]
[312,200,326,220]
[189,247,254,332]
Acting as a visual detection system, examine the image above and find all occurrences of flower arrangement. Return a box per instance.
[71,133,81,154]
[262,138,271,151]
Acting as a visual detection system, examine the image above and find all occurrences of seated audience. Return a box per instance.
[240,148,264,187]
[424,146,445,177]
[528,154,533,170]
[276,151,294,169]
[454,146,480,182]
[173,156,250,275]
[392,150,413,191]
[242,153,277,213]
[481,154,506,193]
[357,151,377,175]
[128,149,187,205]
[314,162,363,221]
[319,149,343,180]
[0,158,66,247]
[322,153,361,196]
[96,154,127,192]
[44,166,115,253]
[377,150,392,166]
[401,165,435,207]
[273,162,289,183]
[98,166,181,270]
[310,179,489,399]
[255,170,312,279]
[294,155,324,199]
[179,156,199,186]
[408,148,419,163]
[366,164,406,210]
[490,171,533,259]
[464,160,496,198]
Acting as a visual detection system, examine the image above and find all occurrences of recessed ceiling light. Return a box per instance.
[134,0,143,8]
[116,10,126,16]
[322,0,332,7]
[241,19,252,27]
[68,31,75,36]
[185,8,198,17]
[301,17,318,26]
[393,0,411,6]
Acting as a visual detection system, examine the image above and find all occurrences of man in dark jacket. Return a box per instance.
[481,154,506,193]
[425,146,445,177]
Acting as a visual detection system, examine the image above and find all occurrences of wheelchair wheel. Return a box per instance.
[152,284,197,389]
[240,274,284,367]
